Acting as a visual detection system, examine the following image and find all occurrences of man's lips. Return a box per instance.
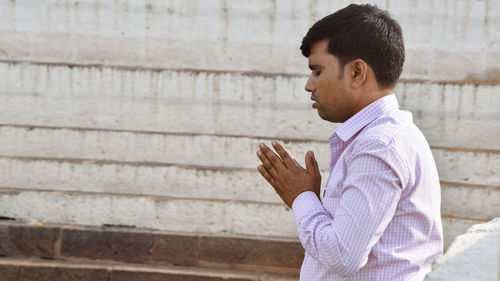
[311,96,319,108]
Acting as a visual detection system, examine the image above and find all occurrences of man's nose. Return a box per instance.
[305,76,315,93]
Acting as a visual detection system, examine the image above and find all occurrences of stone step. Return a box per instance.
[0,189,487,250]
[1,125,499,187]
[0,188,297,238]
[1,156,499,221]
[0,220,301,277]
[0,257,298,281]
[1,62,499,150]
[0,0,498,81]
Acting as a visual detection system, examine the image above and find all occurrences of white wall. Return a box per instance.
[1,0,499,250]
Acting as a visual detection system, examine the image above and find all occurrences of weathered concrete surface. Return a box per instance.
[1,126,499,187]
[0,0,498,257]
[0,156,295,204]
[0,0,499,82]
[1,62,499,150]
[426,218,500,281]
[0,189,297,237]
[440,183,500,221]
[0,188,485,250]
[1,156,499,222]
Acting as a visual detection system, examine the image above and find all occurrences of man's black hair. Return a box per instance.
[300,4,405,88]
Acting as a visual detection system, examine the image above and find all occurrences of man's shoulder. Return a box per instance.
[348,109,430,181]
[355,108,427,149]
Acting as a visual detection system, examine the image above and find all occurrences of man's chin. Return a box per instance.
[317,111,339,123]
[317,110,329,121]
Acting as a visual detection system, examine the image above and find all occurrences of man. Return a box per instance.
[256,4,443,281]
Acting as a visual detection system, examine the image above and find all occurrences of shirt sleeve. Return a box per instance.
[292,141,406,277]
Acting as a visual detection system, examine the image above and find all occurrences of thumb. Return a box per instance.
[305,151,318,174]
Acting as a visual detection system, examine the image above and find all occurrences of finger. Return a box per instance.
[271,141,296,168]
[257,165,279,190]
[257,149,279,179]
[305,151,319,175]
[274,141,303,168]
[312,151,321,176]
[259,143,286,171]
[305,151,316,172]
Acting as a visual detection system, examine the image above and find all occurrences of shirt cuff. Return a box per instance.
[292,191,325,221]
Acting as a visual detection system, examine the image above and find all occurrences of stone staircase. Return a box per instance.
[0,0,499,280]
[0,220,302,280]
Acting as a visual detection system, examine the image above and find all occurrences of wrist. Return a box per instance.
[291,191,316,209]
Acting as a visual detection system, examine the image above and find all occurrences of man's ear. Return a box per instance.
[348,59,367,88]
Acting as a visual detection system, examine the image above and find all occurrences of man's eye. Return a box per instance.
[314,71,321,77]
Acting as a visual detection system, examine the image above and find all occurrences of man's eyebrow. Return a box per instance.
[308,64,321,70]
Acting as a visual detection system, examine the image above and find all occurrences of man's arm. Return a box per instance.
[257,141,406,277]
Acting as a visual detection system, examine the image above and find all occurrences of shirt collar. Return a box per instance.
[330,94,399,143]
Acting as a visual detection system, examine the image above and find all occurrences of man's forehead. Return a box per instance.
[310,39,330,55]
[308,39,334,68]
